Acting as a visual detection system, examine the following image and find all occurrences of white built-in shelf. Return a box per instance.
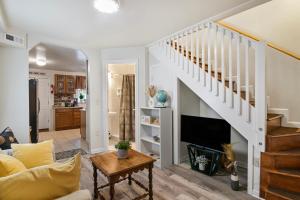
[140,107,160,110]
[139,107,172,169]
[141,136,160,146]
[140,122,160,128]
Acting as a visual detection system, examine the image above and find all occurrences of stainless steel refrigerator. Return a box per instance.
[29,79,39,143]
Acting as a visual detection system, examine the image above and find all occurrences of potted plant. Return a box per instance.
[79,93,85,102]
[196,155,208,171]
[115,140,131,159]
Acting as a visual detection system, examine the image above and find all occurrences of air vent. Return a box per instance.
[0,32,26,48]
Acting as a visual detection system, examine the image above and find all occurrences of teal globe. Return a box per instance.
[156,90,168,105]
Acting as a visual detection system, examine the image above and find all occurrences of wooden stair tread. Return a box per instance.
[265,148,300,155]
[268,113,283,121]
[268,127,299,136]
[265,168,300,177]
[278,169,300,176]
[267,187,300,200]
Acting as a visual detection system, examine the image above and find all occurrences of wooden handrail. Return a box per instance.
[217,21,300,61]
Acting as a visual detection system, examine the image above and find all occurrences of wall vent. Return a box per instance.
[0,32,26,48]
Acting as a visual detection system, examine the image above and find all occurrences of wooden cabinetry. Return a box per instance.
[55,108,82,130]
[65,75,76,94]
[75,76,86,90]
[54,75,66,94]
[54,74,77,95]
[73,109,81,128]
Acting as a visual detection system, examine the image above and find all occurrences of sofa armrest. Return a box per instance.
[55,190,92,200]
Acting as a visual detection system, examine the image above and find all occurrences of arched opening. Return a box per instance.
[28,42,89,155]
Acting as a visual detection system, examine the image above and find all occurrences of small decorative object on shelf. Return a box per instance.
[147,85,157,108]
[196,155,209,171]
[153,136,160,143]
[155,90,168,108]
[151,117,159,125]
[115,140,131,159]
[231,161,240,191]
[141,116,151,124]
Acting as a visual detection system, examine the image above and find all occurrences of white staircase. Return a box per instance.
[148,21,267,197]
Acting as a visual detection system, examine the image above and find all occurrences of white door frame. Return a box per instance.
[102,59,140,151]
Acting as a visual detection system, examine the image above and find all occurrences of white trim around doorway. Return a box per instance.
[102,59,140,152]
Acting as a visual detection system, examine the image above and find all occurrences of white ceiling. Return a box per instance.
[29,43,87,72]
[222,0,300,56]
[1,0,253,48]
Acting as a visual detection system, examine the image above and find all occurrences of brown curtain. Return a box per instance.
[119,75,135,141]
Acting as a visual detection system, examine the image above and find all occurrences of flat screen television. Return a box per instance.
[181,115,231,152]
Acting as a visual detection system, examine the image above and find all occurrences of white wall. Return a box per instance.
[179,81,248,167]
[222,0,300,56]
[0,46,29,143]
[179,81,201,161]
[266,47,300,122]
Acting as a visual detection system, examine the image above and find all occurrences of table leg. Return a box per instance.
[93,164,98,199]
[109,183,115,200]
[128,174,132,185]
[149,164,153,200]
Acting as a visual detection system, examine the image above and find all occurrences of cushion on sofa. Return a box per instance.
[12,140,54,168]
[0,154,27,177]
[0,153,81,200]
[0,127,18,150]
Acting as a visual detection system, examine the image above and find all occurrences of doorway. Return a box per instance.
[107,63,137,150]
[28,43,89,154]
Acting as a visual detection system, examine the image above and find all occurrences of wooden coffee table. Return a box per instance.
[90,149,155,200]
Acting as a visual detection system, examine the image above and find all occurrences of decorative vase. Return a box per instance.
[231,174,239,191]
[117,149,128,159]
[199,163,205,171]
[148,97,155,108]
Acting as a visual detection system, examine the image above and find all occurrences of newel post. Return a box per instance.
[255,41,267,152]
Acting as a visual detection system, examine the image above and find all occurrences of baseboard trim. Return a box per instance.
[268,108,300,128]
[90,147,106,154]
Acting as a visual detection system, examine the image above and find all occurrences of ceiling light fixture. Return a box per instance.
[94,0,120,14]
[36,56,47,66]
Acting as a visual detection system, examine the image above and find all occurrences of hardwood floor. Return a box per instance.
[42,130,256,199]
[39,129,87,153]
[80,155,256,200]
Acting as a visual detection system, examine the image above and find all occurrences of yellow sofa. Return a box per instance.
[0,145,91,200]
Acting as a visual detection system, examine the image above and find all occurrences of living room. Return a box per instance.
[1,0,300,200]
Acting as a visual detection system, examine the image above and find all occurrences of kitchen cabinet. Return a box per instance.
[55,108,82,130]
[54,75,66,94]
[54,74,76,95]
[75,76,86,90]
[65,75,76,94]
[73,109,81,128]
